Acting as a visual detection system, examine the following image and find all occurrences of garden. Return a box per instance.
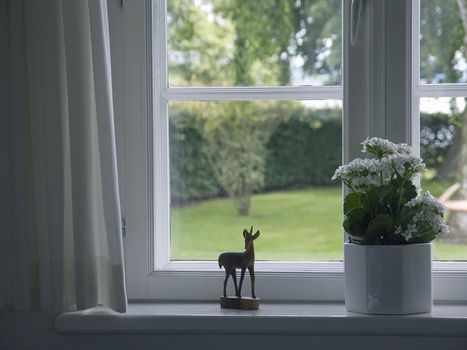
[167,0,467,262]
[169,104,467,261]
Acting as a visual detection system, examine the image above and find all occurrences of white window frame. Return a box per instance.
[120,0,467,301]
[150,0,345,301]
[153,1,343,273]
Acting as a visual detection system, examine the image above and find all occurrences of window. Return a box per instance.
[121,0,467,301]
[415,0,467,261]
[165,0,343,263]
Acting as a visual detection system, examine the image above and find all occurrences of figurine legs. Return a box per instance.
[238,268,246,298]
[223,269,230,297]
[230,270,239,296]
[223,268,239,297]
[248,265,256,298]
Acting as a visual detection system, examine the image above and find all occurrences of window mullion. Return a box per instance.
[383,0,413,145]
[415,84,467,97]
[162,86,343,101]
[411,0,420,158]
[153,0,170,270]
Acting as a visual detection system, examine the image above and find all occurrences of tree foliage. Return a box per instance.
[167,0,467,217]
[197,102,278,215]
[167,0,342,215]
[168,0,341,87]
[420,0,465,83]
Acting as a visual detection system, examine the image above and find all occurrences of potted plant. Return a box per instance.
[332,138,449,314]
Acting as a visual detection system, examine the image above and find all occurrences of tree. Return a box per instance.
[167,0,341,215]
[292,0,342,85]
[167,0,234,86]
[197,102,281,215]
[420,0,464,84]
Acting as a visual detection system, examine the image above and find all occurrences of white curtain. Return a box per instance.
[0,0,127,312]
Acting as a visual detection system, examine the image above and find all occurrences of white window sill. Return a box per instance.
[55,302,467,336]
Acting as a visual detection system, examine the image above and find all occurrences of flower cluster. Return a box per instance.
[362,137,412,158]
[405,191,446,215]
[332,138,425,192]
[380,153,426,180]
[333,138,448,245]
[332,158,381,191]
[395,192,449,242]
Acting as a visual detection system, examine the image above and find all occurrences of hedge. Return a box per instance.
[170,107,456,203]
[169,109,224,204]
[264,108,341,190]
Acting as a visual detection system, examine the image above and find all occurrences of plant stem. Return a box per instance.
[396,180,405,216]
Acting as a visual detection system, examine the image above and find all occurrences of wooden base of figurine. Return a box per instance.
[220,296,260,310]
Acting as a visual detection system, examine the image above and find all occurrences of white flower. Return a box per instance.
[377,153,425,181]
[362,138,415,158]
[350,175,380,190]
[392,154,425,177]
[396,143,413,155]
[405,192,445,215]
[362,138,398,156]
[405,197,421,208]
[332,158,381,191]
[403,224,417,241]
[396,192,449,241]
[395,224,417,241]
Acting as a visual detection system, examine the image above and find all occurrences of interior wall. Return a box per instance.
[0,0,13,308]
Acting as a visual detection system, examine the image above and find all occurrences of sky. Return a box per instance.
[302,97,466,115]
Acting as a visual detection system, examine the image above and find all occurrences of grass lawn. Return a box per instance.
[171,181,467,261]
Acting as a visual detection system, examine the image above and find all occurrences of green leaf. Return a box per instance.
[402,182,418,202]
[343,219,351,233]
[344,192,362,215]
[365,214,394,238]
[361,185,392,214]
[347,233,365,244]
[396,205,415,226]
[388,179,417,204]
[345,207,369,236]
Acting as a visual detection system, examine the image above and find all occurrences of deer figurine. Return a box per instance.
[218,226,260,299]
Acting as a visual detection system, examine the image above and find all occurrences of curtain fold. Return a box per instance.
[1,0,127,313]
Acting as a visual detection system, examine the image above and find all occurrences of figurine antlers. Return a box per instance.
[218,226,260,299]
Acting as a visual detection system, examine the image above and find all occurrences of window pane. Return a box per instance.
[420,0,467,84]
[169,100,342,260]
[420,97,467,260]
[167,0,342,87]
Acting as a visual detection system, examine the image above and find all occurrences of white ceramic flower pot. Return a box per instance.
[344,242,432,314]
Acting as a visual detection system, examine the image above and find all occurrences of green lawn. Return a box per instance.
[171,182,467,261]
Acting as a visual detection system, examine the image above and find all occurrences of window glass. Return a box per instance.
[420,97,467,260]
[420,0,467,84]
[169,100,343,260]
[167,0,342,87]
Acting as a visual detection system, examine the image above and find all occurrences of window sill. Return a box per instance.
[55,301,467,336]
